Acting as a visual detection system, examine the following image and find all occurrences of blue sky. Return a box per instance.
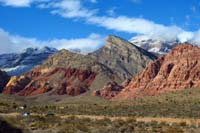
[0,0,200,54]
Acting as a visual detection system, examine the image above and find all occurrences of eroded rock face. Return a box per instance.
[93,79,131,100]
[89,35,157,80]
[4,67,97,96]
[2,50,115,96]
[113,43,200,100]
[0,70,10,92]
[3,75,30,94]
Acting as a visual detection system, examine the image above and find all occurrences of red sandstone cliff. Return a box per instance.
[113,43,200,100]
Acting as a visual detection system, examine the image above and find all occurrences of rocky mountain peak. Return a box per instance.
[112,43,200,100]
[169,43,197,54]
[89,35,157,80]
[105,35,135,50]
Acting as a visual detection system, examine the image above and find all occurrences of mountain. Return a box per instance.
[111,43,200,100]
[0,70,10,92]
[89,35,157,80]
[3,35,156,97]
[3,49,120,96]
[130,35,179,54]
[0,47,58,76]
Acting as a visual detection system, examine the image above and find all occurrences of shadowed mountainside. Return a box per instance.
[0,70,10,92]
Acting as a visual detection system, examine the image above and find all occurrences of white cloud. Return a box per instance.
[0,0,48,7]
[1,0,200,46]
[87,16,186,41]
[0,28,104,54]
[177,32,194,43]
[43,33,104,53]
[37,0,199,43]
[48,0,96,18]
[191,30,200,44]
[0,29,38,53]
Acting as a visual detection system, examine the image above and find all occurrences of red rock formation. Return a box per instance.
[93,79,131,99]
[0,70,10,92]
[113,43,200,100]
[4,68,97,96]
[3,76,31,94]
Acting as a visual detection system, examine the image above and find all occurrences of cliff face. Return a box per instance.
[3,49,118,96]
[113,43,200,100]
[89,35,157,80]
[3,35,156,97]
[0,70,10,92]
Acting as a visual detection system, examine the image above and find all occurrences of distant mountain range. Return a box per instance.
[0,47,58,76]
[2,35,200,100]
[0,35,181,76]
[2,35,156,96]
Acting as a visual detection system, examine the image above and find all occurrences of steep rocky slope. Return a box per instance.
[2,35,157,97]
[0,47,58,76]
[3,49,119,96]
[0,70,10,92]
[113,43,200,100]
[89,35,157,80]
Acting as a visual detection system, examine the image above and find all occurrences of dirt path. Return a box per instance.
[1,113,200,126]
[0,112,21,117]
[60,115,200,126]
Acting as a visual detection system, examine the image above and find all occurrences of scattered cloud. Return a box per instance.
[0,28,104,54]
[0,0,48,7]
[89,0,97,3]
[1,0,200,51]
[48,0,97,18]
[106,7,116,16]
[132,0,141,4]
[37,0,199,43]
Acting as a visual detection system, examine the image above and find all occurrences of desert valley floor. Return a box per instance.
[1,87,200,132]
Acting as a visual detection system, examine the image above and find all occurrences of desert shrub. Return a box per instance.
[179,121,187,127]
[75,123,90,132]
[164,127,184,133]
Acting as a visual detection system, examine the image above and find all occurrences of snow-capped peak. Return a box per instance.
[130,35,179,54]
[0,46,58,76]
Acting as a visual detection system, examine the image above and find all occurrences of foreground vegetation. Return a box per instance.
[1,87,200,132]
[1,115,200,133]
